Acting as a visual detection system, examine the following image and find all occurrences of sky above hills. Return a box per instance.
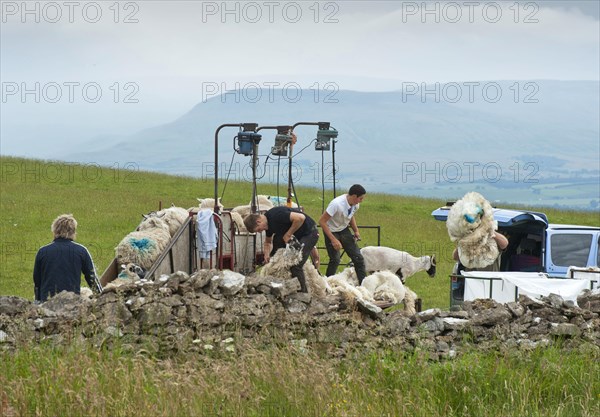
[1,1,599,164]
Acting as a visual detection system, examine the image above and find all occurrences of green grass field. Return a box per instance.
[2,156,599,416]
[2,156,598,308]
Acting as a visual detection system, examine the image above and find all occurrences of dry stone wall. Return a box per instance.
[1,270,599,358]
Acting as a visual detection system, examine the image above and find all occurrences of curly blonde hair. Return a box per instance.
[51,214,77,239]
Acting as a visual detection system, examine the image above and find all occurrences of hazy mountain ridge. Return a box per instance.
[63,80,599,209]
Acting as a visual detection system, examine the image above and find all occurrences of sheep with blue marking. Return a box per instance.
[115,216,171,270]
[103,263,146,289]
[447,192,499,269]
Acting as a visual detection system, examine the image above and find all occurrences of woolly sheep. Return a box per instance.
[250,195,275,210]
[231,204,252,219]
[115,217,171,270]
[232,195,276,219]
[259,245,329,298]
[141,206,189,237]
[360,246,436,283]
[230,211,247,233]
[447,192,498,269]
[197,197,224,212]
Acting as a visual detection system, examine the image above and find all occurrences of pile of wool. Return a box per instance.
[259,244,329,299]
[447,191,499,269]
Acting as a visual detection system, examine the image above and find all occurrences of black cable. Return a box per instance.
[255,154,271,180]
[287,138,316,208]
[293,138,317,157]
[277,155,281,202]
[221,146,237,201]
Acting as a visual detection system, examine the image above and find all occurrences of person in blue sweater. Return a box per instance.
[33,214,102,302]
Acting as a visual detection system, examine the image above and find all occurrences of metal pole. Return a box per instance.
[257,125,293,208]
[214,123,258,213]
[332,138,337,198]
[214,123,243,214]
[251,140,259,213]
[290,122,325,207]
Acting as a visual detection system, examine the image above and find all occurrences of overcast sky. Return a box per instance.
[1,0,599,156]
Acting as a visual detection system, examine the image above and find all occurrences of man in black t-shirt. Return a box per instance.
[244,206,319,293]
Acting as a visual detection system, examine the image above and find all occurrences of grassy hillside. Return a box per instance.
[1,156,598,308]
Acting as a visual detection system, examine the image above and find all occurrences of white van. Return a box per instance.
[431,205,599,305]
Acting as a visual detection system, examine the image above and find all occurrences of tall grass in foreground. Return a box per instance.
[1,342,599,417]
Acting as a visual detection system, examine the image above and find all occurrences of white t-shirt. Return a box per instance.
[325,194,359,233]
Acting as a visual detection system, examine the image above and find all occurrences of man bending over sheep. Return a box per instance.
[319,184,367,284]
[33,214,102,302]
[244,207,319,293]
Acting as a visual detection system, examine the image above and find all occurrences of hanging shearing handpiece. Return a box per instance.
[234,128,262,213]
[269,126,295,207]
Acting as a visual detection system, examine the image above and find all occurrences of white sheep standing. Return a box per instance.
[447,192,498,269]
[360,246,436,283]
[259,244,329,299]
[115,217,171,270]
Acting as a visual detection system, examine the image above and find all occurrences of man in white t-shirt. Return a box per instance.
[319,184,367,284]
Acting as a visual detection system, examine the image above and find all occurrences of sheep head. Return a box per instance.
[138,216,170,234]
[197,197,223,212]
[118,263,145,281]
[426,254,436,277]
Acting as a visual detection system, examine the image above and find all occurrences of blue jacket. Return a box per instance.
[33,238,101,301]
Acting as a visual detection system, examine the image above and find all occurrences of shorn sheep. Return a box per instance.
[326,267,418,315]
[115,216,171,270]
[325,267,374,303]
[360,246,436,283]
[447,191,498,269]
[361,270,418,314]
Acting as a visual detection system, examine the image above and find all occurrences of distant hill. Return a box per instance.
[66,80,600,210]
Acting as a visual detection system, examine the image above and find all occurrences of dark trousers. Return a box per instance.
[272,230,319,293]
[325,227,367,284]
